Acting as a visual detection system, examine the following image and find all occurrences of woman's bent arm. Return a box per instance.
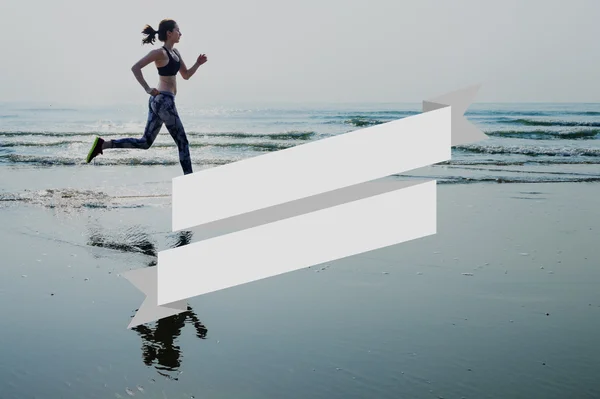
[131,49,162,92]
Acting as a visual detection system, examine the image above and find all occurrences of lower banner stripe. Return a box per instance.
[155,180,437,307]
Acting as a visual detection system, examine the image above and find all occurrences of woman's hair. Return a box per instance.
[141,19,177,45]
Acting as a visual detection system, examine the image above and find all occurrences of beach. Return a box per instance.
[1,102,599,398]
[1,169,599,398]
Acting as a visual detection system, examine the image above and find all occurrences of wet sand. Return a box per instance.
[0,167,599,398]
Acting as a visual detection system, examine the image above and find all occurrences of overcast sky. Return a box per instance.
[1,0,598,107]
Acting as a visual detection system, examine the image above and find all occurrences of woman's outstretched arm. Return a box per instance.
[174,49,207,80]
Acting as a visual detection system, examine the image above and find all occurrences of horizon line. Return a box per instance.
[2,100,600,108]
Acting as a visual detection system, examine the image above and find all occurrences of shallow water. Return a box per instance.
[1,180,599,398]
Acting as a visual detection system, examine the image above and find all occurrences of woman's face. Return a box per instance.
[168,24,182,43]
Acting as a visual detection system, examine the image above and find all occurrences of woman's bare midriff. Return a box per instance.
[156,75,177,96]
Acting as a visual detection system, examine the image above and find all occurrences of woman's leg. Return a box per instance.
[152,94,193,175]
[108,97,164,150]
[86,97,163,163]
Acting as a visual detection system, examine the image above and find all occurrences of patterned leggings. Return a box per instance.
[111,92,193,175]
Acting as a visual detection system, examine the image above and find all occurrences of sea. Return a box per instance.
[1,101,599,399]
[1,101,600,186]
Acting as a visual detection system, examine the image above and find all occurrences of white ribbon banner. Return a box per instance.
[124,84,488,328]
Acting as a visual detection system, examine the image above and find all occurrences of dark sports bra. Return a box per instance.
[157,47,181,76]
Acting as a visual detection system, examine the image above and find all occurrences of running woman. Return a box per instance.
[86,19,207,175]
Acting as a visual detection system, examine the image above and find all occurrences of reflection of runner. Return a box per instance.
[86,18,207,175]
[131,228,202,377]
[132,306,208,378]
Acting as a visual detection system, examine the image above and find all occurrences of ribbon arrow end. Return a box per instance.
[123,266,188,329]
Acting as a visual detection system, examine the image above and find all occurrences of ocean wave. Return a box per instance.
[0,130,316,140]
[0,131,124,138]
[0,140,75,147]
[344,118,386,127]
[320,109,600,120]
[439,159,600,166]
[485,129,600,140]
[455,145,600,157]
[332,114,600,128]
[319,111,417,118]
[159,142,294,151]
[466,110,600,117]
[436,176,600,184]
[0,140,296,151]
[360,110,419,116]
[197,131,315,140]
[323,117,388,126]
[0,154,236,166]
[3,147,600,168]
[503,118,600,127]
